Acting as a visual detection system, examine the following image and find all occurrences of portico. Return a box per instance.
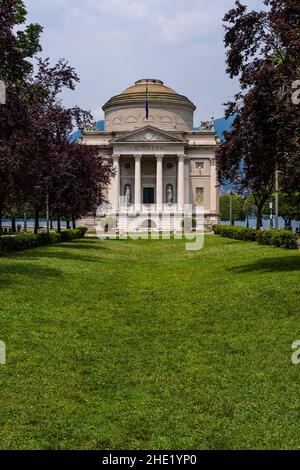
[111,151,186,211]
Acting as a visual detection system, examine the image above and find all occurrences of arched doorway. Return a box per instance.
[140,219,157,230]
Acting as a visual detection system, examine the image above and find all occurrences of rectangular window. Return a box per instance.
[195,187,204,205]
[195,161,204,170]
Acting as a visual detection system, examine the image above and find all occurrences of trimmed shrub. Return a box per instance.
[77,226,88,237]
[36,232,61,246]
[212,224,297,249]
[0,227,88,255]
[212,224,257,241]
[0,234,37,253]
[60,227,88,242]
[256,229,297,249]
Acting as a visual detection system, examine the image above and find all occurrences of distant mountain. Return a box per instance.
[70,120,105,142]
[214,115,235,142]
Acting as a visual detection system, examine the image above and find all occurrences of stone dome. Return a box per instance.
[121,79,178,96]
[102,79,196,132]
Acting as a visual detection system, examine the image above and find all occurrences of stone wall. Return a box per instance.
[105,104,193,132]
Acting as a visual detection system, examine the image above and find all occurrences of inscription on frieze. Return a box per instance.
[113,144,184,155]
[132,145,164,151]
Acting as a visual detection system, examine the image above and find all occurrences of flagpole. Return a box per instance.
[145,83,149,120]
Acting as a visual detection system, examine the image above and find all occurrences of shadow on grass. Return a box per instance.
[0,263,63,289]
[21,250,103,263]
[7,240,107,263]
[230,255,300,274]
[56,241,107,251]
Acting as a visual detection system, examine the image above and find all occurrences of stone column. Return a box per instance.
[155,154,163,208]
[177,154,185,210]
[112,154,120,211]
[210,157,217,212]
[134,154,142,210]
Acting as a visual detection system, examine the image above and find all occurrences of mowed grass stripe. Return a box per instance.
[0,235,299,449]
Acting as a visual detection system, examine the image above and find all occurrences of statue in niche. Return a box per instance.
[166,184,173,205]
[124,184,131,204]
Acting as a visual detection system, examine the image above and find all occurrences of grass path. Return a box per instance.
[0,235,299,449]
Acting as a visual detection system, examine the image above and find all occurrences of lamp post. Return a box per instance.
[229,188,233,226]
[46,193,50,232]
[228,181,234,226]
[275,168,280,229]
[269,201,273,229]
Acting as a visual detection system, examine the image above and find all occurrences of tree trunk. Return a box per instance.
[72,216,76,229]
[11,216,16,233]
[34,208,39,234]
[50,219,53,230]
[0,206,2,234]
[57,216,61,233]
[256,204,263,230]
[66,218,70,229]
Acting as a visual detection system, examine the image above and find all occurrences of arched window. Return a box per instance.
[125,116,137,123]
[161,115,172,123]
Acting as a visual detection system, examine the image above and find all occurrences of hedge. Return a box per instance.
[0,227,87,255]
[212,224,257,241]
[256,229,298,249]
[212,224,297,249]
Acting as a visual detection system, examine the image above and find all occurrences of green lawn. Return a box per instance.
[0,235,299,450]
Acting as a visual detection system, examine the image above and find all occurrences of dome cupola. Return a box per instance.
[102,79,196,132]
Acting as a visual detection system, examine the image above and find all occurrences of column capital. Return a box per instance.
[210,156,216,166]
[133,154,142,162]
[112,153,120,160]
[155,154,164,162]
[177,153,185,162]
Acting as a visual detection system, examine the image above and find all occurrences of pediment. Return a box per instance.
[111,126,185,144]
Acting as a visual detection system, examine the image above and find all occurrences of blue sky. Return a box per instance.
[24,0,263,124]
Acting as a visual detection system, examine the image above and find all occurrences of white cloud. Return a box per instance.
[153,5,224,45]
[89,0,149,19]
[24,0,263,121]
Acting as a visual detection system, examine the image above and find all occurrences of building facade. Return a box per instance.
[81,79,219,231]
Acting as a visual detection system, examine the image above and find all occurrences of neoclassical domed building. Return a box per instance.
[81,79,219,231]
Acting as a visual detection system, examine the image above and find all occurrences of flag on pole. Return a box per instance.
[145,83,149,120]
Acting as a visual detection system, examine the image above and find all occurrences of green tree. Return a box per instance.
[264,192,300,221]
[0,0,43,231]
[216,1,300,229]
[219,194,246,224]
[279,192,300,221]
[0,0,42,85]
